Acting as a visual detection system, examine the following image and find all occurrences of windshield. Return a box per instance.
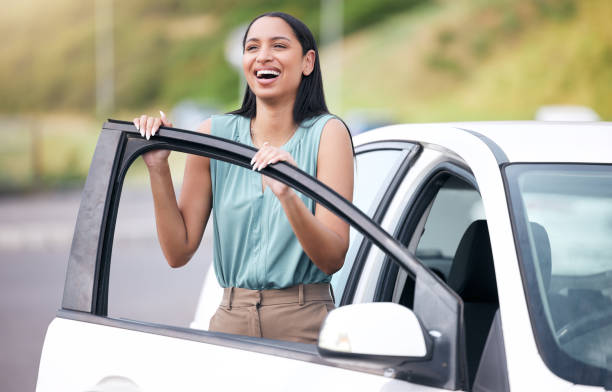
[505,164,612,387]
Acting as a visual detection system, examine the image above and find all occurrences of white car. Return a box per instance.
[37,120,612,391]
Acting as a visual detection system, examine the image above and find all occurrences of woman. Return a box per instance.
[134,12,354,344]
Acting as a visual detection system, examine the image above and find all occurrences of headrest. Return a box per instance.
[448,220,498,303]
[530,222,551,290]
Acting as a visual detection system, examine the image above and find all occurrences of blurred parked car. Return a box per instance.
[169,100,220,130]
[37,120,612,391]
[343,108,396,135]
[535,105,601,121]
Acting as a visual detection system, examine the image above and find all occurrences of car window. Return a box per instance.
[108,150,406,334]
[331,148,408,303]
[415,177,485,280]
[505,164,612,386]
[108,153,212,328]
[351,149,407,217]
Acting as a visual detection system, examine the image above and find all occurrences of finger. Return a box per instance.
[133,118,142,135]
[266,155,285,165]
[159,110,173,127]
[269,152,297,168]
[146,116,155,140]
[252,146,273,169]
[250,144,271,166]
[139,115,148,137]
[256,149,280,171]
[152,118,161,137]
[250,152,258,166]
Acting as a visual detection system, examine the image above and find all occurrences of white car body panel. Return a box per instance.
[37,318,441,392]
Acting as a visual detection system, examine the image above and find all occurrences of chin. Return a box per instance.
[250,86,293,102]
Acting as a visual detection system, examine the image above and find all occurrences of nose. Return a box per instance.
[256,45,273,63]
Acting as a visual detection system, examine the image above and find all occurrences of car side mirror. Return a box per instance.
[317,302,432,366]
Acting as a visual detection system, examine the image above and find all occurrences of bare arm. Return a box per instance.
[137,115,213,268]
[255,119,354,274]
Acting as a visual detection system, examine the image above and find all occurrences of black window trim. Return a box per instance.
[60,120,462,389]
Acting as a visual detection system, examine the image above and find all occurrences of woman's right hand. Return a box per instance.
[134,111,173,168]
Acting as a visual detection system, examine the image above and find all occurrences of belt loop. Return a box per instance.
[298,283,304,306]
[228,287,234,310]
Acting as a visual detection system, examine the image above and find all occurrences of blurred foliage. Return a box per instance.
[0,114,99,193]
[327,0,611,122]
[0,0,426,114]
[0,0,610,191]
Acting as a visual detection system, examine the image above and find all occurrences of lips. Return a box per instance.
[256,69,280,78]
[254,68,281,85]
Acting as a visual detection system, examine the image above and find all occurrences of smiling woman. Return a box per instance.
[132,12,354,344]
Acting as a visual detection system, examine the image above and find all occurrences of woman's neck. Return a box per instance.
[252,97,297,147]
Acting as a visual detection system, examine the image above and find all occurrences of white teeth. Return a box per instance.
[257,70,280,77]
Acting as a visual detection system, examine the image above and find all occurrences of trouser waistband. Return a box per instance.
[221,283,333,309]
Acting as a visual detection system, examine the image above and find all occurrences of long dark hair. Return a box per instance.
[230,12,328,125]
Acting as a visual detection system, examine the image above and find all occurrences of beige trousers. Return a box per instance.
[208,283,335,344]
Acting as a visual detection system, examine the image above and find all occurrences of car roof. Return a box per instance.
[360,121,612,164]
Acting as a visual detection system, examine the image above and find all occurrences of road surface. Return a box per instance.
[0,187,213,392]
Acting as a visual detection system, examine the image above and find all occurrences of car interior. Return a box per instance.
[393,174,500,389]
[532,221,612,347]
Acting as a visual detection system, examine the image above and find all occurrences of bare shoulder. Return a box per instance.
[319,117,353,156]
[317,117,353,201]
[321,117,350,142]
[196,118,212,134]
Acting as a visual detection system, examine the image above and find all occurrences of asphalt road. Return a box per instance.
[0,188,213,392]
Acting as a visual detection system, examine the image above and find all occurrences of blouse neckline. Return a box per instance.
[241,115,305,151]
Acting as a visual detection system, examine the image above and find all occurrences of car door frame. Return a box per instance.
[373,161,478,303]
[60,119,467,390]
[339,140,422,305]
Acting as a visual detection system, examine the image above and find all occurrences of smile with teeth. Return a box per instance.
[256,69,280,79]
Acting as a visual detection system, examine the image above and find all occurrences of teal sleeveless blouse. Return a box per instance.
[209,113,336,289]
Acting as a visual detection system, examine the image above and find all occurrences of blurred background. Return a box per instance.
[1,0,610,192]
[0,0,610,390]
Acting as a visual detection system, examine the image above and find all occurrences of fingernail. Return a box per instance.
[250,158,255,165]
[140,129,144,137]
[146,134,150,140]
[134,122,139,130]
[160,110,165,118]
[267,160,273,165]
[152,129,156,137]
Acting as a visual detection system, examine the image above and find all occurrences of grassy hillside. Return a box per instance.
[322,0,611,121]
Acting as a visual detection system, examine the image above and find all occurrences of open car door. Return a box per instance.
[37,120,467,392]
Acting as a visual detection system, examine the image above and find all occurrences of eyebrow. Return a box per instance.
[245,36,292,44]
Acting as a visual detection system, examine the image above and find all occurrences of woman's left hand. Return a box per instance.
[251,143,297,198]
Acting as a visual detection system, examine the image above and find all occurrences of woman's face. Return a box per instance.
[242,16,315,104]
